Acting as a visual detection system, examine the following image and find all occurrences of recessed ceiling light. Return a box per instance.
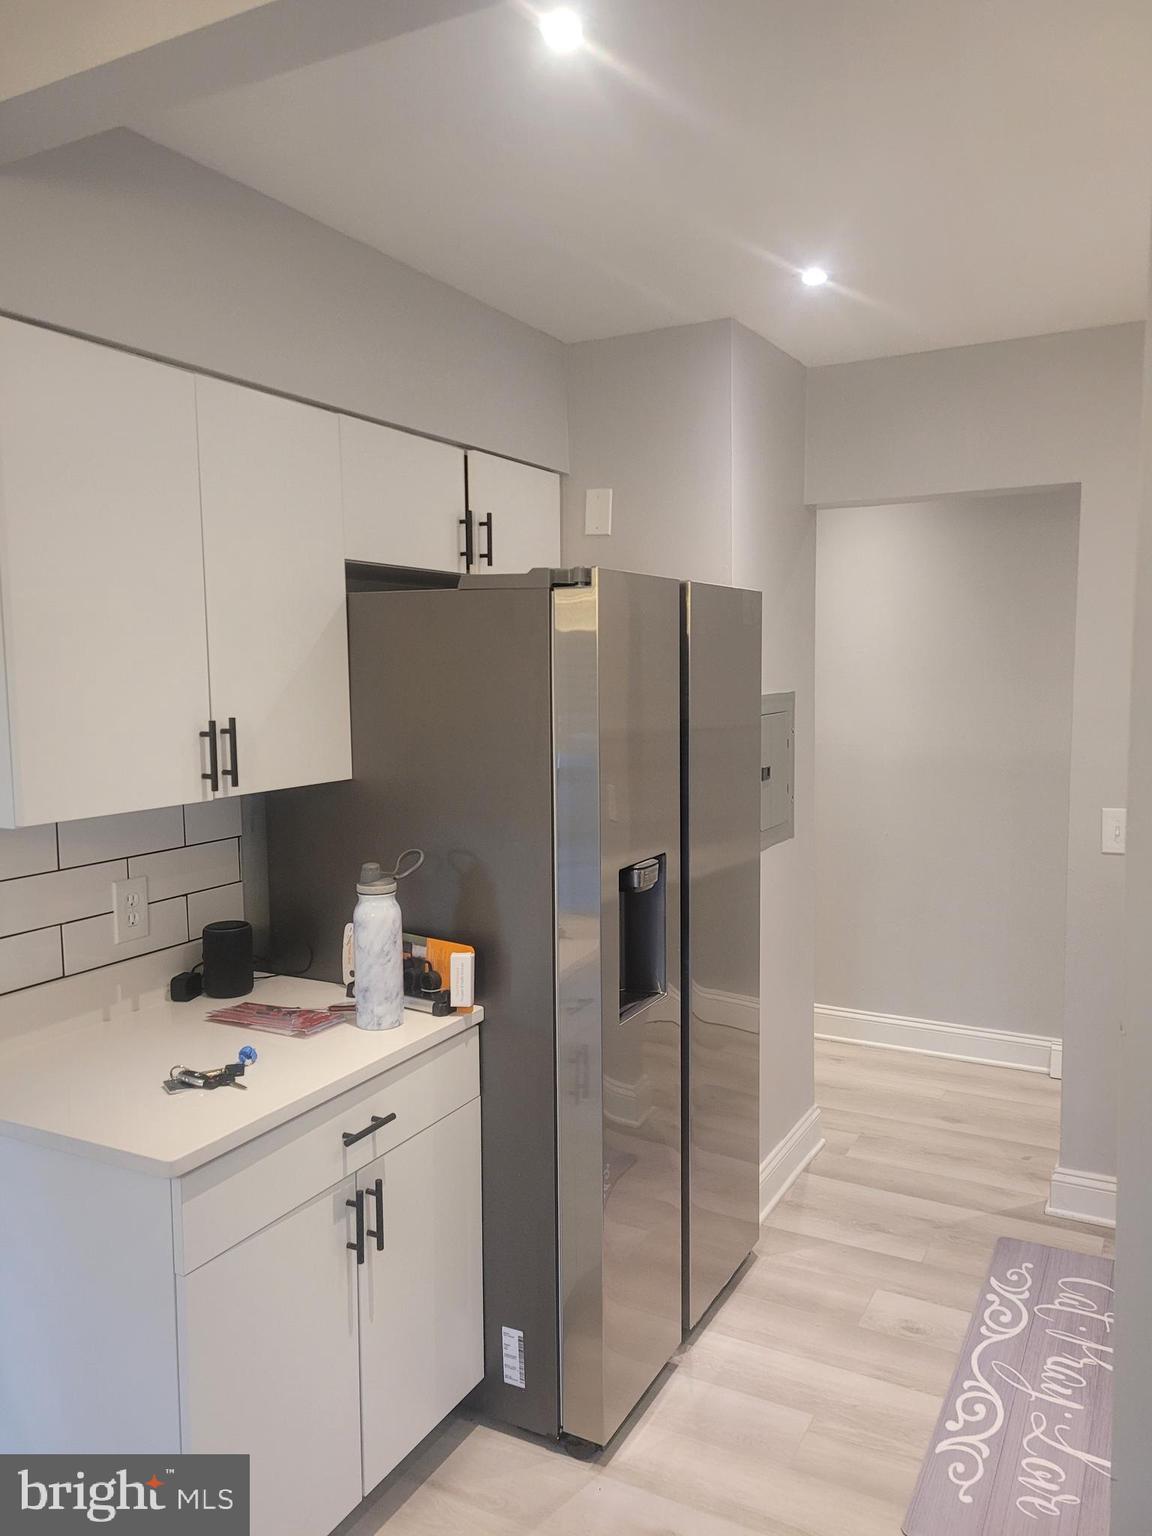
[539,8,584,53]
[800,266,829,288]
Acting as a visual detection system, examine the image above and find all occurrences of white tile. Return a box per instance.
[0,823,58,881]
[187,883,245,939]
[183,798,243,845]
[58,806,184,868]
[0,861,125,939]
[0,943,201,1043]
[62,896,189,976]
[129,841,239,902]
[0,928,63,994]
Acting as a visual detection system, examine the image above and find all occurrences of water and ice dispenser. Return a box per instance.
[618,855,667,1020]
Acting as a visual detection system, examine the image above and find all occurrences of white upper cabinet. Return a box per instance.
[0,320,211,827]
[196,378,352,798]
[340,416,465,572]
[466,451,562,575]
[0,315,568,826]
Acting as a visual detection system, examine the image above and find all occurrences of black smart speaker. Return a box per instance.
[201,919,255,999]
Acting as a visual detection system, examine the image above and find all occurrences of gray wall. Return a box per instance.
[731,324,815,1145]
[807,323,1144,1178]
[0,129,568,470]
[562,320,816,1162]
[1113,257,1152,1536]
[563,322,734,582]
[816,491,1079,1038]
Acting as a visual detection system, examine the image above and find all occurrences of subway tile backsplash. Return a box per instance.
[57,805,185,868]
[0,803,244,998]
[0,823,59,882]
[129,838,240,903]
[183,798,242,846]
[188,882,244,935]
[0,928,63,992]
[0,860,125,938]
[62,893,191,975]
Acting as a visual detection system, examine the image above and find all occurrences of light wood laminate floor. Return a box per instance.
[339,1040,1112,1536]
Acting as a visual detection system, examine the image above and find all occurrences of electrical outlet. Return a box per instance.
[113,876,150,944]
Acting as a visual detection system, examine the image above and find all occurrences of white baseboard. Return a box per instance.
[759,1105,825,1224]
[692,981,759,1034]
[815,1004,1060,1075]
[1046,1165,1117,1229]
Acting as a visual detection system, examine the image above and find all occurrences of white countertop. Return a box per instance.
[0,977,482,1178]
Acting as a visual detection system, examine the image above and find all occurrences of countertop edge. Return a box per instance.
[0,1008,483,1179]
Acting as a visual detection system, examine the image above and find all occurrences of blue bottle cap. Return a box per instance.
[238,1045,258,1065]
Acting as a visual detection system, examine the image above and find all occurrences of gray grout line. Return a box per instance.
[0,920,80,942]
[57,938,198,988]
[0,835,240,883]
[0,836,242,996]
[0,937,199,1000]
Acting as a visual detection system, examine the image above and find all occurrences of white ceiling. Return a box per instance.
[131,0,1152,366]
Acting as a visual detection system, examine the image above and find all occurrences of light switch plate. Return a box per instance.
[1102,807,1127,855]
[585,488,613,536]
[113,875,150,943]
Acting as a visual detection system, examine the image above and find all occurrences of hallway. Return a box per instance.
[343,1041,1111,1536]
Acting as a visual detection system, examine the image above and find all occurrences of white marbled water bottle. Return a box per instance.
[352,852,423,1031]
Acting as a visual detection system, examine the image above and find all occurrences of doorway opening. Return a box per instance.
[812,486,1080,1152]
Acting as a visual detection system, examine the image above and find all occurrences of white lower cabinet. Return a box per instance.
[180,1180,364,1536]
[358,1099,484,1490]
[0,1027,482,1536]
[179,1097,484,1536]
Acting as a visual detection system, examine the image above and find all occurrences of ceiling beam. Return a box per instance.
[0,0,499,165]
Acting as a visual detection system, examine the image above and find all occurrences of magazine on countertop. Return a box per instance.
[206,1001,353,1038]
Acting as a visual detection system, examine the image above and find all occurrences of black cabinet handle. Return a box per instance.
[346,1189,365,1265]
[200,719,220,793]
[221,717,239,788]
[341,1112,396,1148]
[459,510,475,569]
[479,512,494,567]
[365,1177,384,1252]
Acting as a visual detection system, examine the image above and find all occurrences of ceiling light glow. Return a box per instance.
[800,266,829,288]
[539,8,584,53]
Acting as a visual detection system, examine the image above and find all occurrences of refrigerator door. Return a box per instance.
[554,568,683,1446]
[681,582,762,1330]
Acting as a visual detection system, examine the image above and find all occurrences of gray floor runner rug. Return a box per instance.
[904,1237,1113,1534]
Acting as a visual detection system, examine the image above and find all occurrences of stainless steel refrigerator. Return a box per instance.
[265,566,760,1449]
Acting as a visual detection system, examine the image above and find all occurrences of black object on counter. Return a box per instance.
[202,919,255,999]
[169,968,203,1003]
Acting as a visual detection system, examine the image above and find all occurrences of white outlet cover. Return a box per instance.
[113,875,150,943]
[1102,807,1127,855]
[585,487,613,536]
